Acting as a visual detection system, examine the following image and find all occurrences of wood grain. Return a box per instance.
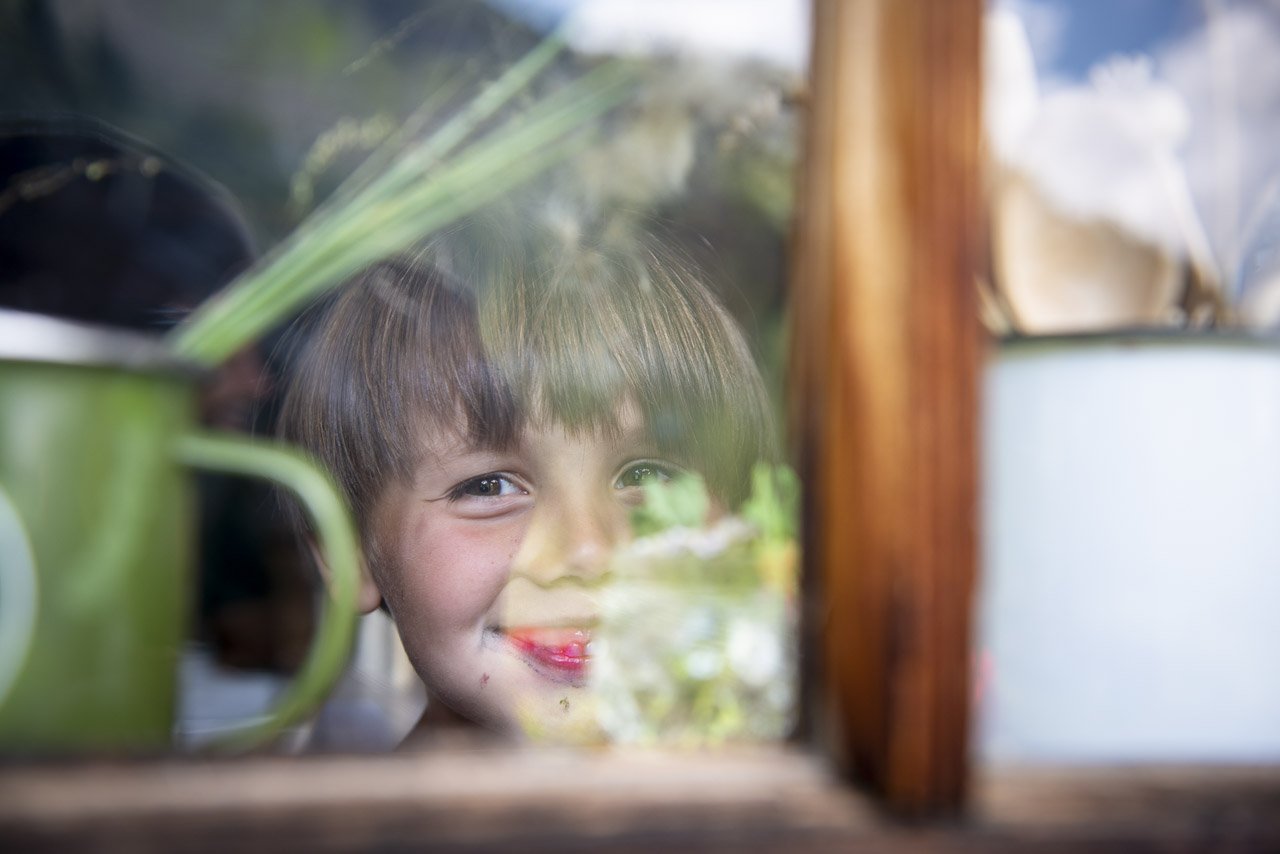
[3,749,1278,852]
[789,0,984,815]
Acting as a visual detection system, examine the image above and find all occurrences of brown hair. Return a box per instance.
[277,217,774,554]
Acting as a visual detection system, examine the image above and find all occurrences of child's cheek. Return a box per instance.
[409,517,526,627]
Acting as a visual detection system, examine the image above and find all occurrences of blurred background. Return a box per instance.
[6,0,1279,761]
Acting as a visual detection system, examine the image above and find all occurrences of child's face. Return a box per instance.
[366,404,679,739]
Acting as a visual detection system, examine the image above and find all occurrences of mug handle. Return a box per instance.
[176,432,360,752]
[0,481,38,710]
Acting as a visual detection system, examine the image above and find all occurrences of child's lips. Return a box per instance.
[504,627,592,683]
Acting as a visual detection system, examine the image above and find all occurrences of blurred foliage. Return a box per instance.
[629,474,713,538]
[0,0,798,372]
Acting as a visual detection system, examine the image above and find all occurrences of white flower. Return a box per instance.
[682,646,724,680]
[619,517,754,563]
[726,615,783,688]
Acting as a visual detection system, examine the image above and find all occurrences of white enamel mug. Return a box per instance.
[979,334,1280,762]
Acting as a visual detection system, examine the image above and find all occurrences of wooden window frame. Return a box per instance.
[789,0,981,815]
[2,1,1280,848]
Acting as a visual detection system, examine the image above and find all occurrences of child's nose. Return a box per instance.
[511,496,626,584]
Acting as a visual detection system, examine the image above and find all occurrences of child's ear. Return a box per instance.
[306,537,384,615]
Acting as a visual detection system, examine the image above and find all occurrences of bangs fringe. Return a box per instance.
[279,228,773,539]
[474,241,771,501]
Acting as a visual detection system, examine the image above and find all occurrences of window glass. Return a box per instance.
[982,0,1280,762]
[0,0,805,752]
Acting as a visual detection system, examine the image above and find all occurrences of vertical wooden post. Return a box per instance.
[790,0,984,815]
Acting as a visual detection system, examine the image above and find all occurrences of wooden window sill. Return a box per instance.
[3,742,1278,850]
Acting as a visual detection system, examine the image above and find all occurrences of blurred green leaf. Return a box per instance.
[629,473,711,537]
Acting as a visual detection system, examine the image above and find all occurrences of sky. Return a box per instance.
[488,0,809,70]
[492,0,1195,79]
[486,0,1280,295]
[1001,0,1280,293]
[1003,0,1201,82]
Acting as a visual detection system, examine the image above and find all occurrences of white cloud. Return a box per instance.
[1156,5,1280,287]
[986,6,1040,163]
[1011,58,1198,257]
[987,6,1200,258]
[561,0,809,71]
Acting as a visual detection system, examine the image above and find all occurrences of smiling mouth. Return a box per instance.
[503,627,592,684]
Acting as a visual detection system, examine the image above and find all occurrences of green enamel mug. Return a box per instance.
[0,309,359,753]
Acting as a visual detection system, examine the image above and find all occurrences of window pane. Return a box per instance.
[981,0,1280,762]
[0,0,804,752]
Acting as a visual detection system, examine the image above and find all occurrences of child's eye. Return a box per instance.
[614,461,677,490]
[451,474,525,500]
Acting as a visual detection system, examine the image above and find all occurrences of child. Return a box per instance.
[277,216,775,741]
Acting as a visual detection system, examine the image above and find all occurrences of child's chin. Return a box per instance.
[510,687,605,745]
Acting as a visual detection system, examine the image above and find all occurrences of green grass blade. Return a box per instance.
[172,58,637,364]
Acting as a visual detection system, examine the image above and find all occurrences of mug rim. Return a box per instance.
[997,327,1280,353]
[0,308,203,377]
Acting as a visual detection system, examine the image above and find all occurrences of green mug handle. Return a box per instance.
[176,432,361,752]
[0,481,38,711]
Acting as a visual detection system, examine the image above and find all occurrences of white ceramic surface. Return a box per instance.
[979,336,1280,762]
